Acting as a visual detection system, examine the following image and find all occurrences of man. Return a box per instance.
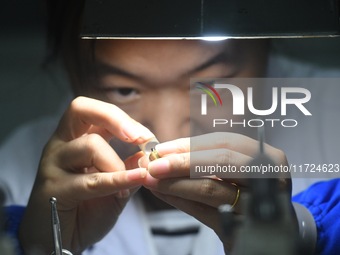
[19,38,285,255]
[5,1,290,254]
[4,1,339,255]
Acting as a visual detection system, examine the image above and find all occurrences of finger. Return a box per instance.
[148,149,253,179]
[55,133,125,173]
[151,191,223,232]
[125,151,145,170]
[147,153,189,178]
[155,133,258,156]
[144,176,243,211]
[87,125,113,142]
[156,132,284,162]
[63,168,147,200]
[190,132,259,156]
[155,138,190,156]
[56,96,154,143]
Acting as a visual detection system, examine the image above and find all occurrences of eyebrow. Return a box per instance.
[93,51,232,80]
[188,52,232,75]
[94,60,142,80]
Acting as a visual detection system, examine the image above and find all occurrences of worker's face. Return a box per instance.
[79,40,268,155]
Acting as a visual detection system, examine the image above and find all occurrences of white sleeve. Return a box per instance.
[0,117,57,206]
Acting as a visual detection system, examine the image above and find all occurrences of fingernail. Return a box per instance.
[127,168,147,180]
[122,122,154,142]
[148,158,170,177]
[138,156,150,168]
[155,141,178,155]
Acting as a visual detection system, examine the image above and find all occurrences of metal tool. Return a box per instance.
[50,197,73,255]
[220,127,300,255]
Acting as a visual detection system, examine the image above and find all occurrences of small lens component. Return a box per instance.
[139,137,160,160]
[149,147,160,161]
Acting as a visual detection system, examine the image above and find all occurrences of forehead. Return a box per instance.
[95,39,234,60]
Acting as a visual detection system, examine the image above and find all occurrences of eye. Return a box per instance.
[116,88,135,96]
[105,87,140,104]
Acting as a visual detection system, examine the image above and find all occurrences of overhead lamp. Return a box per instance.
[81,0,340,39]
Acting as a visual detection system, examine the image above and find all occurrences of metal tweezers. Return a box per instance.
[50,197,73,255]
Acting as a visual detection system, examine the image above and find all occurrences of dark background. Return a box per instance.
[0,0,69,144]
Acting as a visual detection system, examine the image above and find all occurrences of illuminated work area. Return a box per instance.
[1,1,340,255]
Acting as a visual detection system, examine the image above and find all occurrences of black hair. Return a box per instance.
[45,0,97,95]
[45,0,84,62]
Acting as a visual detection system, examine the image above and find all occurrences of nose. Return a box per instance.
[142,90,190,142]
